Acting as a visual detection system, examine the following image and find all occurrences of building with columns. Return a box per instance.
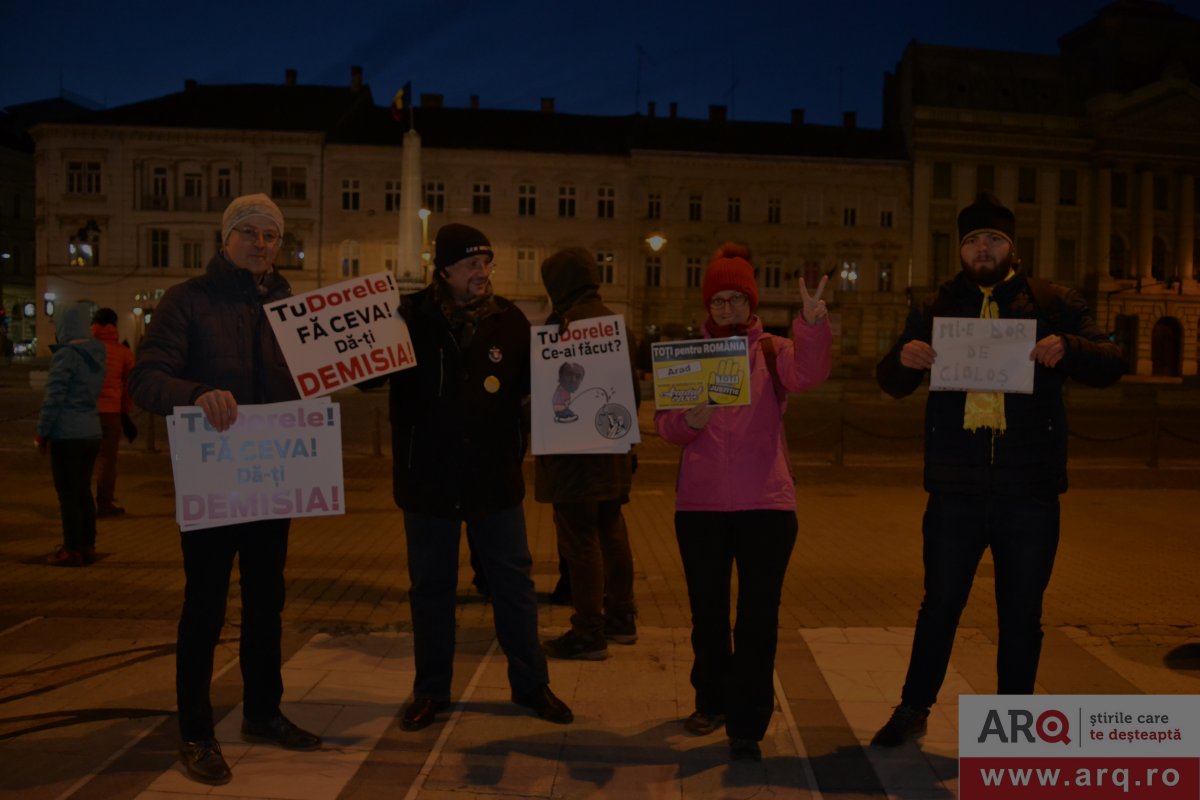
[890,0,1200,377]
[25,0,1200,379]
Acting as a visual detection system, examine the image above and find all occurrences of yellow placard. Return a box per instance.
[650,337,751,409]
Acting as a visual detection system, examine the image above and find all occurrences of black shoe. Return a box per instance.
[683,710,726,736]
[240,714,322,750]
[603,612,638,644]
[401,698,449,731]
[514,685,574,724]
[543,630,609,661]
[730,737,762,761]
[178,739,232,785]
[871,704,930,747]
[96,505,125,518]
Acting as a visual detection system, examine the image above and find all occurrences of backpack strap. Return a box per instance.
[759,334,786,403]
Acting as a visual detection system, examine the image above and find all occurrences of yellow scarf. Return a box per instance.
[962,279,1010,433]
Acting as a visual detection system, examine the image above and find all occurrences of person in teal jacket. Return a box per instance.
[36,301,105,566]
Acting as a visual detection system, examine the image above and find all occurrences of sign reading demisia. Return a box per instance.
[166,398,345,532]
[265,273,416,398]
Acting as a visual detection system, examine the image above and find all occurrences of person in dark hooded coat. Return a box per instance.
[536,247,639,661]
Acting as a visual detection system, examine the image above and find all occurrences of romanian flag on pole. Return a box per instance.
[391,81,411,122]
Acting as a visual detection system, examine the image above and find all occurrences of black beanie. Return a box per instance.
[957,192,1015,244]
[433,223,493,270]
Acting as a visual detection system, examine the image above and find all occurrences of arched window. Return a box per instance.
[1151,316,1182,377]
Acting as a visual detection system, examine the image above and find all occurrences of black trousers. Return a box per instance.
[49,437,101,552]
[555,500,636,639]
[900,492,1060,708]
[675,509,797,741]
[176,518,290,741]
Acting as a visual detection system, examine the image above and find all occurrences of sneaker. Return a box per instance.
[96,505,125,518]
[240,714,322,750]
[542,630,608,660]
[603,612,638,644]
[729,737,762,761]
[871,704,930,747]
[46,547,83,567]
[683,710,726,736]
[178,739,232,785]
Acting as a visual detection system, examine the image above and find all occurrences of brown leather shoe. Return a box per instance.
[514,684,573,724]
[178,739,232,785]
[401,698,449,731]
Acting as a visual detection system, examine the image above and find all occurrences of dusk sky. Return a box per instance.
[3,0,1199,128]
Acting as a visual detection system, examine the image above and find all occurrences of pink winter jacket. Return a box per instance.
[655,315,831,512]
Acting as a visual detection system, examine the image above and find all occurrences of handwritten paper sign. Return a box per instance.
[530,314,640,455]
[165,398,345,531]
[650,337,751,409]
[930,316,1036,393]
[265,273,416,398]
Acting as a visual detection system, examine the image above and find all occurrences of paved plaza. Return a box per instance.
[1,369,1197,799]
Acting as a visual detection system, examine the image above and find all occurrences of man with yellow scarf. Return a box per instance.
[871,192,1124,747]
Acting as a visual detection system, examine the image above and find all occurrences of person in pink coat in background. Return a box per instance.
[655,242,831,762]
[91,307,135,517]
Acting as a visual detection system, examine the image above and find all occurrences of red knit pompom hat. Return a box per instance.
[702,242,758,312]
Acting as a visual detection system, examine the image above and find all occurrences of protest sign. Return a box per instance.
[165,398,345,531]
[650,337,751,409]
[930,316,1036,393]
[530,314,640,455]
[265,273,416,398]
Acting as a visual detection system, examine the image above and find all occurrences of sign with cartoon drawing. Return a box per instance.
[650,336,752,409]
[530,314,641,455]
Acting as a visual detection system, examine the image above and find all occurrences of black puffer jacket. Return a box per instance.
[387,284,531,516]
[534,249,638,504]
[130,254,298,414]
[876,270,1124,496]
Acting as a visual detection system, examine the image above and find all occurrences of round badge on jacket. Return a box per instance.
[488,346,503,363]
[484,375,500,393]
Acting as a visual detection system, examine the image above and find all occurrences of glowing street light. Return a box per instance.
[645,233,667,252]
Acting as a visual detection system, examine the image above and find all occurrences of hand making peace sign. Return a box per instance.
[800,274,829,325]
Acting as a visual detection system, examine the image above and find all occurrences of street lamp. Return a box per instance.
[418,207,432,281]
[645,233,667,253]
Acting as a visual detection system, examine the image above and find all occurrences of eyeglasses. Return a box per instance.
[233,226,282,246]
[450,257,495,276]
[709,293,749,310]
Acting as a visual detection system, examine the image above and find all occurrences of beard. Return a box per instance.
[961,251,1015,287]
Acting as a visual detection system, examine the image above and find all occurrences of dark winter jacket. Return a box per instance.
[130,253,298,415]
[386,283,531,516]
[534,253,638,504]
[876,269,1124,496]
[37,302,106,441]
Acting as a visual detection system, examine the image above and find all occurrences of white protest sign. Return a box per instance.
[530,314,640,455]
[265,273,416,398]
[166,398,345,531]
[930,316,1036,394]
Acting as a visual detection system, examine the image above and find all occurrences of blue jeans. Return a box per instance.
[676,510,797,742]
[176,518,289,741]
[403,505,548,702]
[900,492,1060,708]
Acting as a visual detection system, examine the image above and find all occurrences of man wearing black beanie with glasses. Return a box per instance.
[380,223,573,731]
[871,192,1124,747]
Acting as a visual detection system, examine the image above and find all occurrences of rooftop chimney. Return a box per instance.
[540,97,555,113]
[791,108,805,125]
[843,111,857,129]
[669,101,678,119]
[285,69,297,87]
[350,65,363,91]
[647,101,656,117]
[470,95,480,110]
[420,93,444,108]
[709,104,727,123]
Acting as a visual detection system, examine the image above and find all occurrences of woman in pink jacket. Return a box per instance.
[655,243,831,761]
